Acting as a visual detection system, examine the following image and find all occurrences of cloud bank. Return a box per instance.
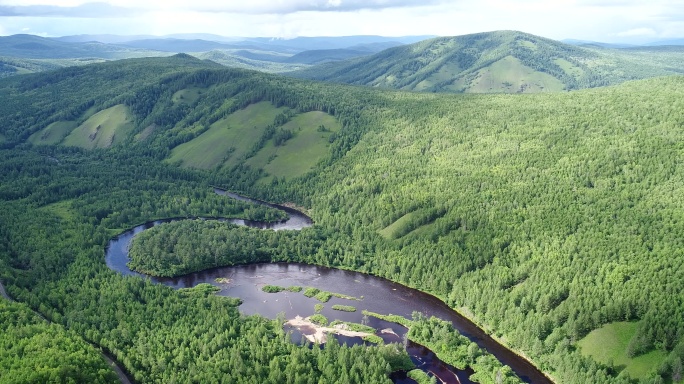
[0,0,681,43]
[0,0,446,17]
[0,2,134,17]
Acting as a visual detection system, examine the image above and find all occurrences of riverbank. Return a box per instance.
[104,189,551,383]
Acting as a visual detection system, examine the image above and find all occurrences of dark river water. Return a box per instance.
[105,190,550,384]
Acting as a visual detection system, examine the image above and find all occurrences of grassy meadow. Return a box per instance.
[247,111,340,181]
[62,104,134,149]
[167,101,285,169]
[28,121,78,145]
[578,322,667,380]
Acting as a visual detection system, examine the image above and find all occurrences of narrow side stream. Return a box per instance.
[0,280,133,384]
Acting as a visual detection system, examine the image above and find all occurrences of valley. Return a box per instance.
[0,46,683,384]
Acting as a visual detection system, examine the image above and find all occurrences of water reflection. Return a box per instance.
[105,191,549,384]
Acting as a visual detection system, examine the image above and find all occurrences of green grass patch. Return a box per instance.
[287,286,303,292]
[314,304,324,313]
[134,124,156,142]
[172,87,203,105]
[414,62,462,92]
[408,369,435,384]
[28,121,77,145]
[314,291,333,302]
[246,111,341,180]
[331,292,362,301]
[62,104,134,149]
[178,283,220,297]
[329,321,375,333]
[167,101,284,169]
[379,212,417,239]
[39,200,77,222]
[309,314,328,326]
[301,287,359,302]
[518,40,538,51]
[262,285,286,293]
[362,335,384,344]
[362,310,413,328]
[554,58,584,79]
[462,56,565,93]
[577,322,667,380]
[332,304,357,312]
[303,287,320,298]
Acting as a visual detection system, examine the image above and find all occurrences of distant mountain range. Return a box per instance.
[0,34,432,77]
[53,34,432,53]
[1,31,683,93]
[0,34,164,59]
[290,30,684,93]
[563,38,684,47]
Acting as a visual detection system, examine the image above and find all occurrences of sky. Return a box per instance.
[0,0,682,43]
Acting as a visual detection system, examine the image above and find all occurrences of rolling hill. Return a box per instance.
[0,55,683,383]
[192,50,307,73]
[0,34,169,76]
[291,30,684,93]
[284,48,377,65]
[0,34,166,60]
[0,34,429,77]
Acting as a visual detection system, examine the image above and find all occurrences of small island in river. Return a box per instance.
[286,315,373,343]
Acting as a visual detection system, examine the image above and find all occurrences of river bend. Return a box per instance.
[105,189,551,384]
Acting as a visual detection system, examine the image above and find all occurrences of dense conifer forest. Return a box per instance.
[0,55,683,383]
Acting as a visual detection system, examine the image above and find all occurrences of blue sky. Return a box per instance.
[0,0,682,43]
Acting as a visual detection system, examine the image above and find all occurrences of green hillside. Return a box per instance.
[171,87,204,105]
[246,111,341,181]
[166,101,286,169]
[62,104,134,149]
[166,101,340,177]
[28,121,78,145]
[578,322,667,380]
[284,48,372,64]
[0,34,168,60]
[0,57,683,383]
[194,50,308,73]
[291,30,684,93]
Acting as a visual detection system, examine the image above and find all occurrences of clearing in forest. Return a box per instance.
[28,121,78,145]
[167,101,285,169]
[172,87,204,105]
[62,104,134,149]
[453,56,565,93]
[577,321,666,380]
[247,111,340,181]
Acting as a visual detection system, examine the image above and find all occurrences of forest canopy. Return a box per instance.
[0,56,683,383]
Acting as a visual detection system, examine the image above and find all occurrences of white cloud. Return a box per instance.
[0,0,447,15]
[0,2,135,17]
[0,0,681,42]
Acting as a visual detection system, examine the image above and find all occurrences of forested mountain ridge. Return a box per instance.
[290,30,684,93]
[0,54,368,183]
[0,56,683,383]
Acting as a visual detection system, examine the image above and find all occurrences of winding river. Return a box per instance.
[105,190,551,384]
